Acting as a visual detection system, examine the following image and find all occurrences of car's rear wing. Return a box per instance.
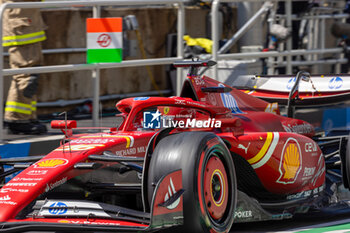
[232,73,350,106]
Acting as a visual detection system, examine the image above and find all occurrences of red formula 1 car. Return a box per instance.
[0,60,349,232]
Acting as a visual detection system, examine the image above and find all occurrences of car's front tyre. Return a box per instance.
[147,132,236,233]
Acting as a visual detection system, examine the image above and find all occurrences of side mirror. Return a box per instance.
[51,120,77,138]
[51,120,77,129]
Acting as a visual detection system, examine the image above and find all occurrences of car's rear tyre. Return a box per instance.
[147,132,236,233]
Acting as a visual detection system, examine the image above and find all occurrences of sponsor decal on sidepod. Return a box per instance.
[277,138,302,184]
[48,202,68,215]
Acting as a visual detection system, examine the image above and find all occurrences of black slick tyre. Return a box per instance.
[147,132,236,233]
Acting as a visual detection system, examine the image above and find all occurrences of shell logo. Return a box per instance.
[277,138,302,184]
[34,159,68,168]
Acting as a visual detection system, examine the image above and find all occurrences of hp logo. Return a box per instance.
[286,77,296,90]
[48,202,68,215]
[328,77,343,90]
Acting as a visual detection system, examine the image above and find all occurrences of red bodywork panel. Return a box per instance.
[0,132,155,222]
[0,73,325,225]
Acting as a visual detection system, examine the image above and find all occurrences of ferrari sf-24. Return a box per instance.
[0,60,349,232]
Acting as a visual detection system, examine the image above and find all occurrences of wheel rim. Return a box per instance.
[203,152,229,220]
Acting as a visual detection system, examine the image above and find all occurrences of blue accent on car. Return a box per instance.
[328,77,343,90]
[219,84,244,114]
[134,97,150,101]
[48,202,68,215]
[286,77,296,90]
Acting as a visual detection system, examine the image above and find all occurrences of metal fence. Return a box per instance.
[207,0,350,77]
[0,0,187,141]
[1,0,349,141]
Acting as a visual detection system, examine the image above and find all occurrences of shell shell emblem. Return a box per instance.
[277,138,302,184]
[34,159,68,168]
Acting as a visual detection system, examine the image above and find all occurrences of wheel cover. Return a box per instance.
[203,153,229,220]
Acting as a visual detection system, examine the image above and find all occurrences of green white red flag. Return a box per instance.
[86,17,123,63]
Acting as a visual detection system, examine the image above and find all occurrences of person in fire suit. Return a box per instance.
[2,0,47,134]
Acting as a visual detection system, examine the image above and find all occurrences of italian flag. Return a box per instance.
[86,17,123,63]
